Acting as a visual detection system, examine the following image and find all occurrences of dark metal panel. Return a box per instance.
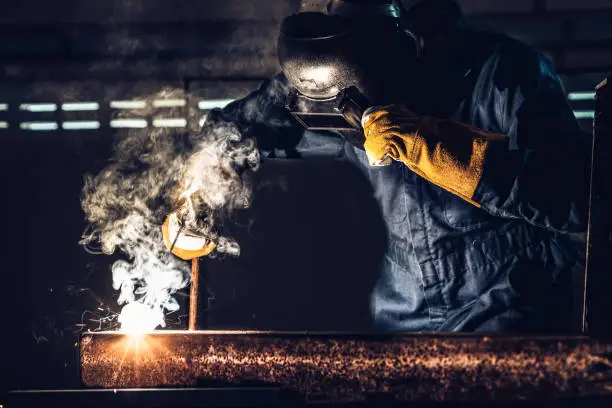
[458,0,536,15]
[584,76,612,334]
[7,388,284,408]
[546,0,612,11]
[0,23,280,59]
[0,0,299,25]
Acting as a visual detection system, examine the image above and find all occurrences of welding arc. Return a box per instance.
[189,258,199,331]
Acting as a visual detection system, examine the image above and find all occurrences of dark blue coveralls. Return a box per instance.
[204,28,589,332]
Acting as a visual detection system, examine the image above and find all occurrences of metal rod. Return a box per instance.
[169,223,185,253]
[189,257,199,331]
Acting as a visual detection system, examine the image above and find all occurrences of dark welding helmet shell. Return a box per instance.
[277,13,357,100]
[277,10,420,105]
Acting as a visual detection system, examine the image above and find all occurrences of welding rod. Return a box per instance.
[189,257,199,331]
[167,219,200,330]
[169,222,185,253]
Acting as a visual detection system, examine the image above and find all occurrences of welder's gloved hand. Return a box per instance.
[361,104,505,207]
[162,212,216,260]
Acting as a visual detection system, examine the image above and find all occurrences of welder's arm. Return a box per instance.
[165,75,345,260]
[474,67,589,233]
[204,74,345,160]
[362,61,589,233]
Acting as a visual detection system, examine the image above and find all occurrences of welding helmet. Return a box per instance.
[278,0,462,147]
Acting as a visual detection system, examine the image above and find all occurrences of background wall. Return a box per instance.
[461,0,612,128]
[0,0,606,128]
[0,0,609,394]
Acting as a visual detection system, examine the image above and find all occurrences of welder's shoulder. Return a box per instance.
[475,30,555,93]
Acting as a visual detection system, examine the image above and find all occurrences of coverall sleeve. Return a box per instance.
[472,52,590,233]
[202,74,345,159]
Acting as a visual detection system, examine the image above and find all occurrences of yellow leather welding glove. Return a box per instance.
[162,213,216,260]
[361,105,506,207]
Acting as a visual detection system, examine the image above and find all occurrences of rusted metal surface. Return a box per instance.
[81,332,612,402]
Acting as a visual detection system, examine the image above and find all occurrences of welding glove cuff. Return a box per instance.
[162,213,216,260]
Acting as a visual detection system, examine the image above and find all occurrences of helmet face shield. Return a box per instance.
[285,85,368,148]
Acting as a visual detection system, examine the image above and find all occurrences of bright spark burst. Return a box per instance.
[108,332,170,384]
[118,303,164,337]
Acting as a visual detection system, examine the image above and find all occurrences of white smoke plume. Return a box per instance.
[80,88,258,333]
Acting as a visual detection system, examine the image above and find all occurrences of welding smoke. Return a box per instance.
[80,88,259,332]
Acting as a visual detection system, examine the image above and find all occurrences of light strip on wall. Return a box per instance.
[19,103,57,112]
[0,104,8,111]
[110,119,148,128]
[62,102,100,111]
[110,100,147,109]
[198,99,234,110]
[568,92,596,101]
[152,118,187,128]
[62,121,101,130]
[153,99,186,108]
[20,122,58,130]
[0,121,8,129]
[573,110,595,119]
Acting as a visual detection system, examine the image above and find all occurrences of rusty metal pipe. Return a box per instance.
[80,332,612,402]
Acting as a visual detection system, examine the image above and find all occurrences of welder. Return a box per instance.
[164,0,589,332]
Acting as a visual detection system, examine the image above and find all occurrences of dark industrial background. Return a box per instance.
[0,0,610,394]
